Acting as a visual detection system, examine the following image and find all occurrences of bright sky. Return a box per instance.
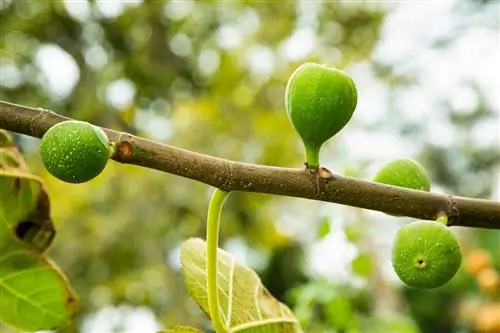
[17,0,498,332]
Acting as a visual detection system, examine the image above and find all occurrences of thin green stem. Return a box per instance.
[304,145,320,168]
[206,188,230,333]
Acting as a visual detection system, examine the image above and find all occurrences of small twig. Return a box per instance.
[1,100,500,229]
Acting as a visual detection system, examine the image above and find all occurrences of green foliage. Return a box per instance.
[181,238,302,332]
[159,326,204,333]
[370,313,421,333]
[0,243,76,331]
[285,63,357,167]
[351,253,373,278]
[0,141,76,331]
[316,217,331,239]
[392,221,462,289]
[287,279,372,332]
[40,121,111,183]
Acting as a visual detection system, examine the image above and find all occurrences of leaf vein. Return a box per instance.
[0,279,63,321]
[230,317,300,332]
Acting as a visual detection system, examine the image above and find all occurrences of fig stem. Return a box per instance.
[436,212,448,225]
[305,145,320,168]
[206,188,230,333]
[108,142,117,159]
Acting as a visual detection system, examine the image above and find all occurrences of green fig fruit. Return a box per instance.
[374,159,431,192]
[40,120,111,183]
[392,220,462,289]
[285,63,358,168]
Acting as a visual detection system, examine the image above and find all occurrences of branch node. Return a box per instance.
[319,167,334,180]
[314,166,335,200]
[115,140,134,163]
[446,196,460,226]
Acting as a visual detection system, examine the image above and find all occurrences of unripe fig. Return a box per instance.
[285,63,357,167]
[40,120,111,183]
[374,158,430,192]
[392,220,462,289]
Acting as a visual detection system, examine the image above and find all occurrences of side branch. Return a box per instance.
[1,100,499,229]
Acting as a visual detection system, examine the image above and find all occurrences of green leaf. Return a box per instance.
[370,313,420,333]
[0,172,56,253]
[180,238,303,333]
[0,134,56,253]
[158,325,204,333]
[0,243,77,331]
[324,295,355,330]
[316,217,330,239]
[344,224,363,243]
[0,169,77,331]
[351,253,373,278]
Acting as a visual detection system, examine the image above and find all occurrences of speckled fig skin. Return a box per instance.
[285,63,358,167]
[40,121,111,183]
[392,221,462,289]
[374,159,431,192]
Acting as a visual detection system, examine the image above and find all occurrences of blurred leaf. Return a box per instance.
[0,131,56,253]
[287,281,333,326]
[0,167,76,331]
[0,171,56,253]
[159,326,204,333]
[351,253,373,278]
[324,295,355,330]
[345,224,364,243]
[260,241,308,303]
[180,238,303,332]
[369,313,421,333]
[316,217,331,239]
[119,104,138,128]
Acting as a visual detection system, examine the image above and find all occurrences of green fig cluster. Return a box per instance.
[372,158,462,288]
[40,120,112,183]
[392,220,462,289]
[374,158,430,192]
[285,63,358,168]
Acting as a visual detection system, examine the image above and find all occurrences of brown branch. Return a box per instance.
[1,100,499,229]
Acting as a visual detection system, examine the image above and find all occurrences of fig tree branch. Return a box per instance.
[1,100,499,230]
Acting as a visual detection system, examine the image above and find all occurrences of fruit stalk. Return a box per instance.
[436,212,448,225]
[305,146,320,168]
[206,188,230,333]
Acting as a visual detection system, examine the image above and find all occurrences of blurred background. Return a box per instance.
[1,0,499,332]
